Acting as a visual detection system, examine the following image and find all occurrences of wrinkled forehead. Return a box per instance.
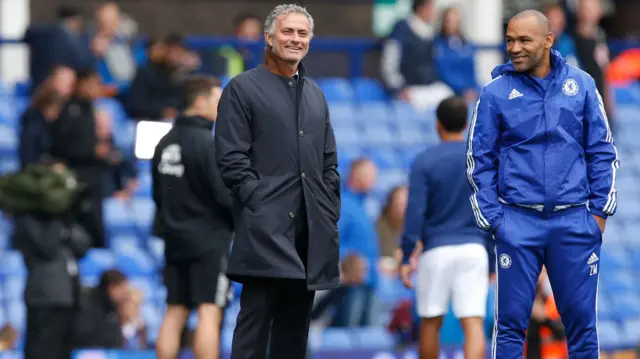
[275,12,311,31]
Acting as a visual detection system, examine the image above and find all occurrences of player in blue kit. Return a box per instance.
[466,10,619,359]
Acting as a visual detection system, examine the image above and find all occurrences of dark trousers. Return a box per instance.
[230,278,315,359]
[25,306,75,359]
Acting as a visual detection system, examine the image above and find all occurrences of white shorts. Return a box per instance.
[416,243,489,319]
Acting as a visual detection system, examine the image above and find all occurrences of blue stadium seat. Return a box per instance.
[621,319,640,347]
[147,237,165,265]
[333,122,361,147]
[366,148,402,169]
[131,198,156,231]
[0,124,18,154]
[0,157,19,174]
[613,84,640,106]
[363,124,395,146]
[0,96,19,127]
[96,98,128,125]
[80,275,99,287]
[78,248,116,277]
[104,198,134,232]
[328,103,355,124]
[321,328,353,350]
[7,300,25,331]
[0,250,26,276]
[396,122,428,146]
[6,275,25,300]
[317,78,354,102]
[353,78,387,102]
[110,235,138,253]
[600,248,633,270]
[353,102,393,124]
[611,293,640,319]
[352,327,395,349]
[135,171,152,197]
[399,146,424,168]
[116,246,156,276]
[601,269,636,293]
[598,320,621,348]
[14,81,31,97]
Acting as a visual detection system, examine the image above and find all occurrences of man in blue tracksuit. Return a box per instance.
[467,10,619,359]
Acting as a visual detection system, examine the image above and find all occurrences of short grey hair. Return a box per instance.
[264,4,314,37]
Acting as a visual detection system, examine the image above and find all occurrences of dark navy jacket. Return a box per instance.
[466,50,619,233]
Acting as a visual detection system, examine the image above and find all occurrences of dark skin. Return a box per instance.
[505,11,606,233]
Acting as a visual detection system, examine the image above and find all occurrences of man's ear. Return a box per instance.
[264,32,273,48]
[545,32,555,50]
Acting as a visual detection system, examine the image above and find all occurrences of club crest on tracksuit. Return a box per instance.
[562,78,579,96]
[499,254,512,269]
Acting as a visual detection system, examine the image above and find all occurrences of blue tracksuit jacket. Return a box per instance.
[467,50,619,234]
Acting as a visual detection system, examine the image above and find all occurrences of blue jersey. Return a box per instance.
[466,50,619,234]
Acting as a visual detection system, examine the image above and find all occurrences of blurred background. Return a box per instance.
[0,0,639,358]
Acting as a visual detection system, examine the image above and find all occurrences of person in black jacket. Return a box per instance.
[51,69,122,248]
[153,75,233,359]
[215,4,341,359]
[13,184,92,359]
[126,35,196,120]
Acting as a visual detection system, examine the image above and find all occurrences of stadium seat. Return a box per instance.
[6,275,25,300]
[78,248,116,277]
[0,97,19,127]
[134,171,153,197]
[129,277,156,301]
[353,78,388,102]
[131,198,156,231]
[321,328,353,350]
[115,246,156,276]
[396,122,428,146]
[96,98,129,125]
[14,81,31,97]
[7,300,25,331]
[363,124,396,146]
[328,103,355,124]
[104,198,134,233]
[601,269,636,293]
[353,102,392,124]
[80,275,99,287]
[0,157,19,174]
[600,247,633,270]
[0,124,18,154]
[611,293,640,319]
[0,250,26,276]
[598,320,621,348]
[351,327,395,349]
[366,148,402,169]
[333,122,361,147]
[317,78,354,102]
[621,319,640,347]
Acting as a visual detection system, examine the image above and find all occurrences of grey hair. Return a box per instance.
[264,4,314,37]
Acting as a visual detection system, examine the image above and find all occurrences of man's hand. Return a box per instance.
[399,264,415,289]
[593,214,606,233]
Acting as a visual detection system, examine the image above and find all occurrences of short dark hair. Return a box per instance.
[165,33,185,49]
[76,68,99,82]
[56,6,80,20]
[234,13,261,29]
[436,96,468,133]
[412,0,432,13]
[98,269,127,290]
[183,75,221,109]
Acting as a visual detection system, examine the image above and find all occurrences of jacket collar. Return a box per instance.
[173,115,214,131]
[491,49,568,80]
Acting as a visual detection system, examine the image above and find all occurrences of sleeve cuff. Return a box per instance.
[488,217,504,235]
[236,179,260,206]
[589,207,608,219]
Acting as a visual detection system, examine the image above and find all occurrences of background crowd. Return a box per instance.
[0,0,639,357]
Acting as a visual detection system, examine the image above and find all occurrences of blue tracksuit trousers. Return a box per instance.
[492,204,601,359]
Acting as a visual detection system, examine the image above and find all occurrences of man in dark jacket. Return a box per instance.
[153,75,234,359]
[51,69,119,248]
[215,4,340,359]
[13,195,91,359]
[126,35,190,120]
